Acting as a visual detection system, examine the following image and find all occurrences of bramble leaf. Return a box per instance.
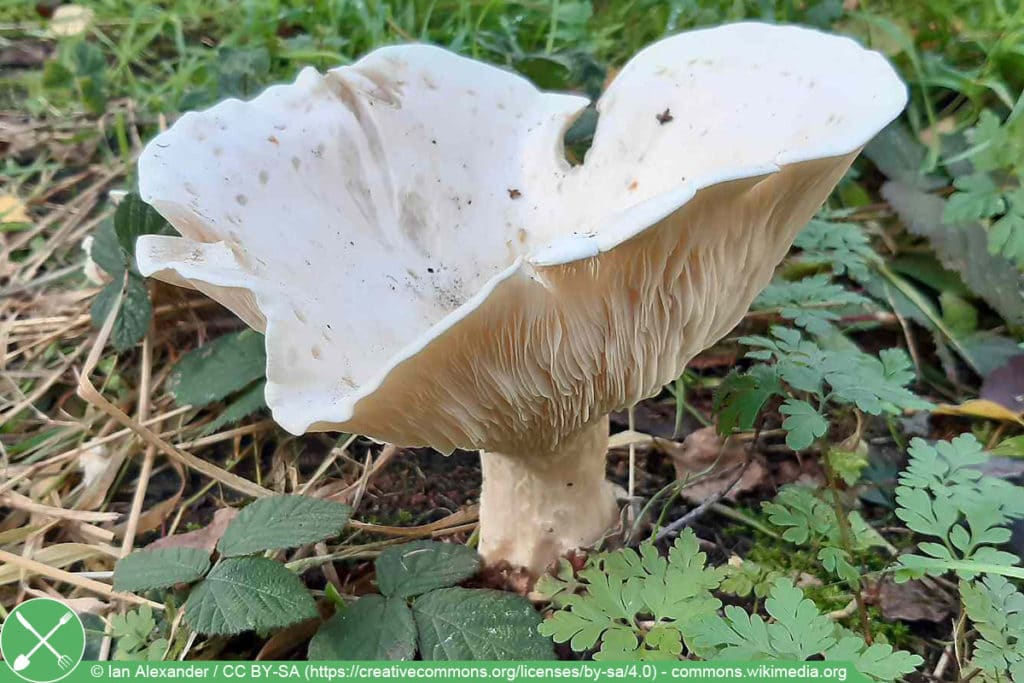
[375,540,480,598]
[114,547,210,592]
[183,557,316,635]
[217,495,352,557]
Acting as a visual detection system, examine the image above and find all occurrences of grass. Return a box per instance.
[2,0,1024,668]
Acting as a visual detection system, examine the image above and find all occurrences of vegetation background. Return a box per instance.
[1,0,1024,675]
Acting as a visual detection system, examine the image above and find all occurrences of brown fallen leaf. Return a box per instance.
[669,427,767,503]
[147,507,238,553]
[0,194,30,224]
[877,577,954,623]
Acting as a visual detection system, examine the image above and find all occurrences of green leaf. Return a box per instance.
[960,575,1024,678]
[963,109,1024,174]
[113,548,210,592]
[693,578,922,681]
[183,557,316,635]
[826,444,869,486]
[218,495,352,557]
[308,596,416,661]
[42,59,74,89]
[779,399,828,450]
[988,189,1024,269]
[940,291,979,337]
[114,193,170,256]
[375,541,480,598]
[533,558,582,608]
[894,434,1024,580]
[754,274,870,336]
[90,219,127,275]
[167,330,267,408]
[413,588,555,661]
[992,435,1024,457]
[714,365,782,435]
[200,380,267,435]
[944,174,1006,223]
[90,274,152,351]
[882,180,1024,326]
[216,47,271,98]
[720,560,781,599]
[763,485,837,546]
[818,546,860,585]
[538,531,722,659]
[862,120,945,190]
[792,220,875,282]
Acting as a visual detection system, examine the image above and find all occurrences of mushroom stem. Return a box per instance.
[478,415,619,574]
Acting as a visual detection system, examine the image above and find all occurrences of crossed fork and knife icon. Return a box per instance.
[11,612,75,672]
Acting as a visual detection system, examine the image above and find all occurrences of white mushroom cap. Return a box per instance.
[138,22,905,454]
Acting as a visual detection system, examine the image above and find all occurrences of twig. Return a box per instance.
[121,333,155,555]
[76,274,271,499]
[0,549,161,609]
[654,462,748,541]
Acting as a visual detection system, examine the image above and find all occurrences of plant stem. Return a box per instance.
[823,458,874,644]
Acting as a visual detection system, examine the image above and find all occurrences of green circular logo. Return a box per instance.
[1,598,85,683]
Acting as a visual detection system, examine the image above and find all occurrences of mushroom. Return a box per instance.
[136,23,906,574]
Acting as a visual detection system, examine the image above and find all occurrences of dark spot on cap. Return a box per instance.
[656,108,674,125]
[508,188,522,199]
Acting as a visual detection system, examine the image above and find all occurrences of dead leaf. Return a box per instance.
[256,611,325,660]
[877,578,954,623]
[63,598,109,616]
[77,445,110,489]
[147,507,238,553]
[668,427,767,503]
[0,194,30,224]
[933,399,1024,425]
[796,573,823,589]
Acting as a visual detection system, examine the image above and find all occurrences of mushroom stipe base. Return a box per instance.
[478,416,619,574]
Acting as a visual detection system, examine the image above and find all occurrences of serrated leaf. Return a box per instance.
[413,588,554,661]
[375,540,480,598]
[218,495,352,557]
[167,330,267,408]
[183,556,316,635]
[862,120,945,190]
[115,193,170,255]
[90,219,126,275]
[113,547,210,592]
[308,596,416,661]
[90,274,152,351]
[200,380,267,435]
[882,180,1024,326]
